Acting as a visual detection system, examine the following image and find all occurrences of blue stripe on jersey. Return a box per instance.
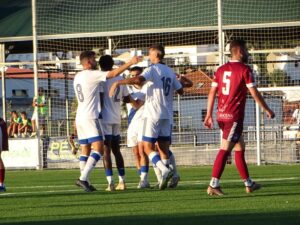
[142,136,157,143]
[128,108,137,126]
[157,136,171,142]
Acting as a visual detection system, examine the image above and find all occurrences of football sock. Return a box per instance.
[149,152,169,175]
[211,149,230,179]
[105,169,114,185]
[153,164,162,182]
[234,151,252,186]
[118,168,125,183]
[162,159,170,168]
[79,155,90,184]
[140,166,149,181]
[169,150,179,177]
[80,151,101,181]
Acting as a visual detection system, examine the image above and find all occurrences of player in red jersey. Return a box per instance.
[204,39,275,195]
[0,118,9,192]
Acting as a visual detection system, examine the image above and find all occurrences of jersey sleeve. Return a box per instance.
[244,66,256,88]
[93,71,107,83]
[141,67,153,81]
[173,76,183,91]
[211,70,219,87]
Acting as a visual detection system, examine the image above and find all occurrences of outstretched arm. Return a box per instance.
[177,74,193,88]
[203,87,217,129]
[106,57,141,78]
[109,76,146,98]
[248,87,275,119]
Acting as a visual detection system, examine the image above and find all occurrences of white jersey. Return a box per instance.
[127,85,146,126]
[292,108,300,124]
[101,75,130,124]
[142,63,182,120]
[74,70,108,120]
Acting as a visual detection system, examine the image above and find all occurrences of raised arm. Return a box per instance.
[177,74,193,88]
[248,86,275,119]
[106,56,141,78]
[109,76,146,98]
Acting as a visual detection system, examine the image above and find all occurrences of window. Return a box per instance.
[12,89,28,97]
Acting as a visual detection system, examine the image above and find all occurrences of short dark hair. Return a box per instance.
[149,44,165,60]
[99,55,114,71]
[80,51,96,63]
[20,111,27,116]
[229,39,247,52]
[130,66,143,74]
[11,111,17,115]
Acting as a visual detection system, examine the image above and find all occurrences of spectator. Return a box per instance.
[290,103,300,128]
[31,87,48,137]
[18,111,32,138]
[7,111,22,138]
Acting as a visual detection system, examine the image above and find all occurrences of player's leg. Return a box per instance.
[207,121,238,196]
[234,137,261,193]
[132,145,141,175]
[111,132,126,190]
[168,149,180,188]
[0,152,5,192]
[102,123,115,191]
[138,141,150,188]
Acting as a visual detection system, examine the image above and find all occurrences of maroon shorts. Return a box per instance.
[0,118,8,151]
[217,121,243,143]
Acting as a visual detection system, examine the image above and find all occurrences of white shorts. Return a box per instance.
[76,119,103,145]
[101,123,121,140]
[142,118,171,143]
[127,118,143,147]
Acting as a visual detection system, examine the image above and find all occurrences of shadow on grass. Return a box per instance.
[3,211,300,225]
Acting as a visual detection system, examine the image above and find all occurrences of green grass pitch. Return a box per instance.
[0,165,299,225]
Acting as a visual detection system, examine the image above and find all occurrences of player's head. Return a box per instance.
[129,66,143,77]
[38,87,44,95]
[148,44,165,63]
[229,39,249,63]
[80,50,97,70]
[99,55,114,71]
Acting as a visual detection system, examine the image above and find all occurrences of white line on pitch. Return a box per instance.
[0,177,298,197]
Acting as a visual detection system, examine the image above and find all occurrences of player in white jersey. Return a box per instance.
[98,55,136,191]
[74,51,140,192]
[126,67,150,189]
[110,44,184,190]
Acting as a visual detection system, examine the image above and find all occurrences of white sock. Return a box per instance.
[118,175,125,183]
[244,178,253,187]
[210,177,220,188]
[162,159,170,168]
[152,164,162,182]
[148,152,169,175]
[79,151,101,181]
[140,172,148,182]
[106,176,114,185]
[79,155,90,184]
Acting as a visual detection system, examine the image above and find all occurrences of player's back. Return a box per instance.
[214,61,255,122]
[74,70,107,120]
[102,75,129,124]
[142,63,182,120]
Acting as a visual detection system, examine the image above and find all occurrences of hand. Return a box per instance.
[266,109,275,119]
[130,56,141,65]
[109,81,119,98]
[203,115,213,129]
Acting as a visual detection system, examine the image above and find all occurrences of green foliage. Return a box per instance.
[267,69,290,86]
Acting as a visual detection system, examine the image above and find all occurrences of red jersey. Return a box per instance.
[212,60,256,122]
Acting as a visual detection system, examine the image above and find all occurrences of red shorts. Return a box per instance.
[0,118,8,151]
[217,121,243,143]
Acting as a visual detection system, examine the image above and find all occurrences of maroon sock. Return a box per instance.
[235,150,249,180]
[0,169,5,184]
[212,149,229,178]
